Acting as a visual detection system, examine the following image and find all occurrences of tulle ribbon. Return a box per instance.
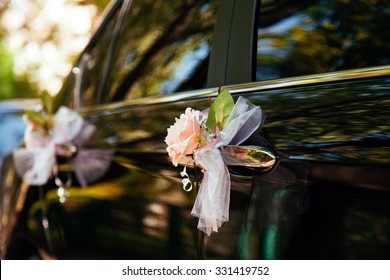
[13,106,113,187]
[191,97,263,235]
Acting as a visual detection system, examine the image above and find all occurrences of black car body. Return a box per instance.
[1,0,390,259]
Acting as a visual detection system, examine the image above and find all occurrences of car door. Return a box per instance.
[11,0,235,260]
[204,0,390,260]
[60,0,390,260]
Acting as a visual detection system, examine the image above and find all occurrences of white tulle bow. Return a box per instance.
[192,97,263,235]
[13,106,112,186]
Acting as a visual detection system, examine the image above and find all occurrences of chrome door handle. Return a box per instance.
[220,145,276,171]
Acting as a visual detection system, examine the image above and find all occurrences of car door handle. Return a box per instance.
[220,145,276,171]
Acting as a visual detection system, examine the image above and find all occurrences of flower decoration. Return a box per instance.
[13,92,113,201]
[165,108,202,167]
[165,89,263,235]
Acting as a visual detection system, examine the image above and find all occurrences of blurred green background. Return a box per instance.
[0,0,110,100]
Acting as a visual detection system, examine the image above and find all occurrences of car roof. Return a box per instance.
[0,99,41,114]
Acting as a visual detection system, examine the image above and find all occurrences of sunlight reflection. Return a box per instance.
[1,0,98,95]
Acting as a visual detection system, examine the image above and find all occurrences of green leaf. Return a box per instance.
[25,110,47,127]
[206,89,234,132]
[41,90,54,115]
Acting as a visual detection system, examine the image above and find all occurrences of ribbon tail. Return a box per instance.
[13,146,55,185]
[192,147,230,236]
[72,149,114,187]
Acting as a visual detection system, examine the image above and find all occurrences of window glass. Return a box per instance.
[105,0,220,102]
[256,0,390,81]
[66,3,122,107]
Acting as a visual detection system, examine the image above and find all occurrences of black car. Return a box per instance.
[1,0,390,260]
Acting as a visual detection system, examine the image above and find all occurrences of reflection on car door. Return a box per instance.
[204,67,390,259]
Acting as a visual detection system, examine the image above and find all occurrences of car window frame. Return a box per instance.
[97,0,132,104]
[58,0,260,111]
[56,0,125,109]
[208,0,260,87]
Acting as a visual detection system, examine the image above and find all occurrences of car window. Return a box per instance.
[69,1,123,108]
[255,0,390,81]
[104,0,220,102]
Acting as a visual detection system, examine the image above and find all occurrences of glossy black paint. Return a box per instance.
[233,76,390,259]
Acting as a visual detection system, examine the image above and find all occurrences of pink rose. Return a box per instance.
[165,108,202,166]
